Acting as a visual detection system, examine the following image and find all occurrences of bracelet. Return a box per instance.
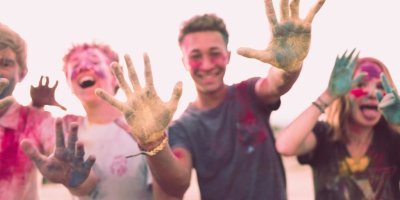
[126,134,168,158]
[312,101,325,113]
[317,97,329,108]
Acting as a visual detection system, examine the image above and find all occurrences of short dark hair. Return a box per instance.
[178,14,229,46]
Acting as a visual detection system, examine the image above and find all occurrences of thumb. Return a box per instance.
[20,139,47,166]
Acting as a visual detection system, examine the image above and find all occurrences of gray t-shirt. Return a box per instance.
[168,78,286,200]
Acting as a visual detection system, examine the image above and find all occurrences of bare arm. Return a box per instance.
[20,119,97,196]
[237,0,325,104]
[95,54,191,198]
[276,50,361,156]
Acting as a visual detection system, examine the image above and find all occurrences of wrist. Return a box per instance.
[138,132,168,156]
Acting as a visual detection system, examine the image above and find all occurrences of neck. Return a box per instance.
[194,85,227,109]
[347,125,374,145]
[82,99,122,124]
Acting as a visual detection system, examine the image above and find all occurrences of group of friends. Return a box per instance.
[1,0,400,199]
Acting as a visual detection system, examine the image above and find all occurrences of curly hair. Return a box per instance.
[0,23,27,80]
[178,13,229,46]
[62,42,119,73]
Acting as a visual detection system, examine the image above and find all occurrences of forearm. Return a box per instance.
[146,145,191,198]
[276,90,334,156]
[258,63,302,102]
[67,169,98,196]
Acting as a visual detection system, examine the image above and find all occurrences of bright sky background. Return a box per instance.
[1,0,399,127]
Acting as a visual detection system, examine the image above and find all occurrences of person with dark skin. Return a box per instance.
[96,0,325,199]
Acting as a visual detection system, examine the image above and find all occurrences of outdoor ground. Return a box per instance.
[40,156,314,200]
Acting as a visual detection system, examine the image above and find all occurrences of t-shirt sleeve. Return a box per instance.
[167,120,193,153]
[297,121,329,166]
[27,106,56,155]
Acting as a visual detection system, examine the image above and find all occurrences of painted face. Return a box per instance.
[0,47,20,99]
[65,48,116,102]
[180,31,230,94]
[349,62,385,126]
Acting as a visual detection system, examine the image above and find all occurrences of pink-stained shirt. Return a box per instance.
[0,102,55,200]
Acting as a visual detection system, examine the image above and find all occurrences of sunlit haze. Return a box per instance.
[2,0,399,127]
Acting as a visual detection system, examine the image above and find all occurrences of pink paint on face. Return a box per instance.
[67,49,109,81]
[359,63,382,81]
[188,52,227,72]
[350,88,368,98]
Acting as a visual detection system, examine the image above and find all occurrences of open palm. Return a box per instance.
[21,119,95,187]
[95,54,182,149]
[237,0,325,72]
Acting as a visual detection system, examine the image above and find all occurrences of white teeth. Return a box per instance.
[79,76,94,84]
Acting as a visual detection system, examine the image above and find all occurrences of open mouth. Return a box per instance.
[79,76,96,88]
[359,105,378,111]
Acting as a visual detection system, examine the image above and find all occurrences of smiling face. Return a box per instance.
[348,61,386,127]
[64,47,117,103]
[0,46,20,99]
[180,31,230,95]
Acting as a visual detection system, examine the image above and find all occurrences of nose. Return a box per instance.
[199,56,214,71]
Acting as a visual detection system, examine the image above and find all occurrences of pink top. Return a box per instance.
[0,102,55,200]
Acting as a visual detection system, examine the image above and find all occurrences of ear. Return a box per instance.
[226,50,231,64]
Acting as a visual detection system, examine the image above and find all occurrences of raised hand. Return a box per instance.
[237,0,325,72]
[0,78,14,109]
[20,119,95,188]
[376,74,400,125]
[328,49,363,98]
[30,76,66,110]
[95,53,182,150]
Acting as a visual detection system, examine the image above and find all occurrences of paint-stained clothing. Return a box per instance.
[168,78,286,200]
[0,102,55,200]
[63,115,153,200]
[298,121,400,200]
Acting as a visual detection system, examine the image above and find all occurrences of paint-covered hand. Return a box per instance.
[376,74,400,125]
[30,76,66,110]
[21,119,95,188]
[95,54,182,150]
[328,49,363,98]
[0,78,14,109]
[237,0,325,72]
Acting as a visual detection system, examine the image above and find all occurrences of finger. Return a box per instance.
[380,73,393,94]
[95,88,125,111]
[83,155,96,171]
[393,90,400,103]
[237,47,272,64]
[20,139,47,167]
[0,78,9,92]
[52,80,59,89]
[348,51,360,71]
[55,119,66,148]
[376,91,383,102]
[125,54,142,92]
[379,94,396,108]
[304,0,325,24]
[75,141,85,163]
[67,123,79,154]
[44,76,49,87]
[352,72,366,87]
[111,62,134,98]
[289,0,300,19]
[265,0,278,26]
[0,96,14,110]
[167,81,183,113]
[280,0,289,21]
[344,48,356,67]
[143,53,155,89]
[39,76,44,86]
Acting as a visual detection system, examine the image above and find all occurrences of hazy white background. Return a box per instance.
[1,0,399,126]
